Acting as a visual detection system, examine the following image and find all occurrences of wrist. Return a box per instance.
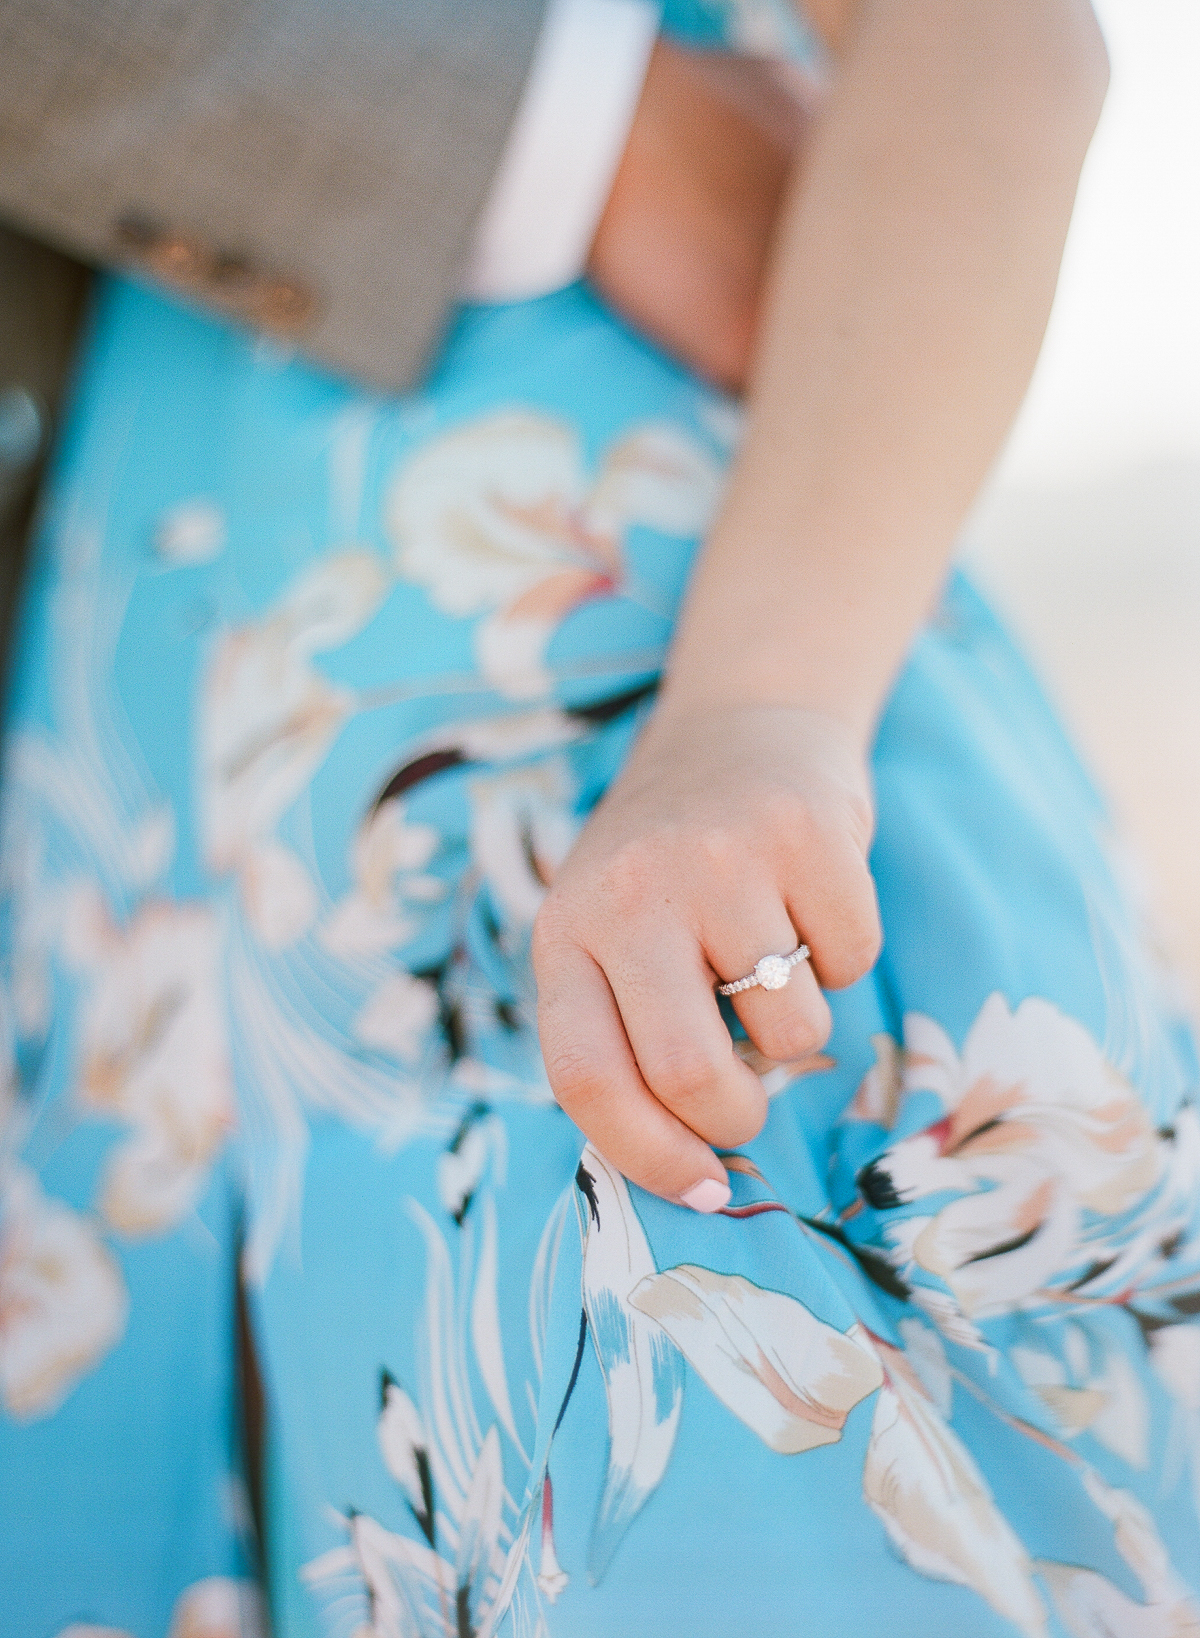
[655,649,883,755]
[637,695,874,775]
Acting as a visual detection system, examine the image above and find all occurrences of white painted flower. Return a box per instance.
[437,1116,499,1222]
[630,1265,882,1455]
[322,800,438,958]
[155,500,226,565]
[355,800,440,891]
[863,1339,1048,1637]
[200,550,388,944]
[905,1285,993,1355]
[1037,1560,1200,1638]
[1037,1467,1200,1638]
[66,888,234,1234]
[583,425,722,539]
[1149,1324,1200,1414]
[203,638,347,868]
[356,971,439,1065]
[378,1373,433,1534]
[1089,1345,1150,1468]
[389,414,598,615]
[346,1513,451,1638]
[0,1164,128,1420]
[238,840,319,951]
[1011,1344,1107,1435]
[456,1426,506,1633]
[858,996,1167,1317]
[311,1430,508,1638]
[386,412,721,698]
[842,1034,904,1128]
[322,895,414,961]
[897,1316,953,1416]
[307,1180,546,1638]
[168,1576,267,1638]
[468,760,577,929]
[1080,1467,1197,1609]
[1010,1325,1148,1464]
[574,1145,686,1582]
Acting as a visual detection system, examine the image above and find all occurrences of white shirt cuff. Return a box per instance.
[463,0,660,302]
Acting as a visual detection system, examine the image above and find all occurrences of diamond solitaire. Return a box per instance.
[754,954,791,990]
[717,945,810,997]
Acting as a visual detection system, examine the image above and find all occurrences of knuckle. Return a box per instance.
[600,840,660,912]
[694,823,741,872]
[543,1041,609,1114]
[642,1043,724,1106]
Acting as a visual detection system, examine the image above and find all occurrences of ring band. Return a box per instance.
[717,946,810,997]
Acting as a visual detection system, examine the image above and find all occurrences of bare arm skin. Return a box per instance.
[586,39,807,391]
[535,0,1110,1209]
[666,0,1109,734]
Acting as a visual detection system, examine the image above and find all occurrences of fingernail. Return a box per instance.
[680,1176,731,1214]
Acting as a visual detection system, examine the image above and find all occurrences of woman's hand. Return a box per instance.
[532,704,881,1209]
[547,0,1108,1209]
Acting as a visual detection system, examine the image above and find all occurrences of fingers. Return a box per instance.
[531,732,883,1212]
[784,825,882,992]
[537,858,874,1208]
[536,937,732,1210]
[730,944,832,1063]
[599,921,768,1149]
[705,900,833,1065]
[702,822,880,1065]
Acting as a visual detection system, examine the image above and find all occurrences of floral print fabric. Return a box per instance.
[1,272,1199,1638]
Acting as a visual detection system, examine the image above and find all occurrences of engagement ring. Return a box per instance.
[717,946,810,996]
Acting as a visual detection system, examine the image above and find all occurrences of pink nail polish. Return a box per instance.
[680,1176,731,1214]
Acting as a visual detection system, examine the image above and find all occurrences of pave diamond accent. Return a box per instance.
[754,954,791,990]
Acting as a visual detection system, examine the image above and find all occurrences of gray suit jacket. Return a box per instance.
[0,0,548,683]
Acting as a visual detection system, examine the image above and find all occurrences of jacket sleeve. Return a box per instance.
[0,0,549,391]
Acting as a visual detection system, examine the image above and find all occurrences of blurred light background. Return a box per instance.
[964,0,1200,1001]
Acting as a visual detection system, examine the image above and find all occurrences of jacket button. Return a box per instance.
[113,214,318,336]
[257,276,315,332]
[115,213,206,284]
[148,233,207,283]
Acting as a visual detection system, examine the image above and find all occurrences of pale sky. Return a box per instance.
[991,0,1200,487]
[963,0,1200,996]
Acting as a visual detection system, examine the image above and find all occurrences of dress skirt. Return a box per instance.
[2,275,1200,1638]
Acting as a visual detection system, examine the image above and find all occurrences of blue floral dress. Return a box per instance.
[3,35,1200,1638]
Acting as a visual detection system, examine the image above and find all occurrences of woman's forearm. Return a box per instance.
[660,0,1109,744]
